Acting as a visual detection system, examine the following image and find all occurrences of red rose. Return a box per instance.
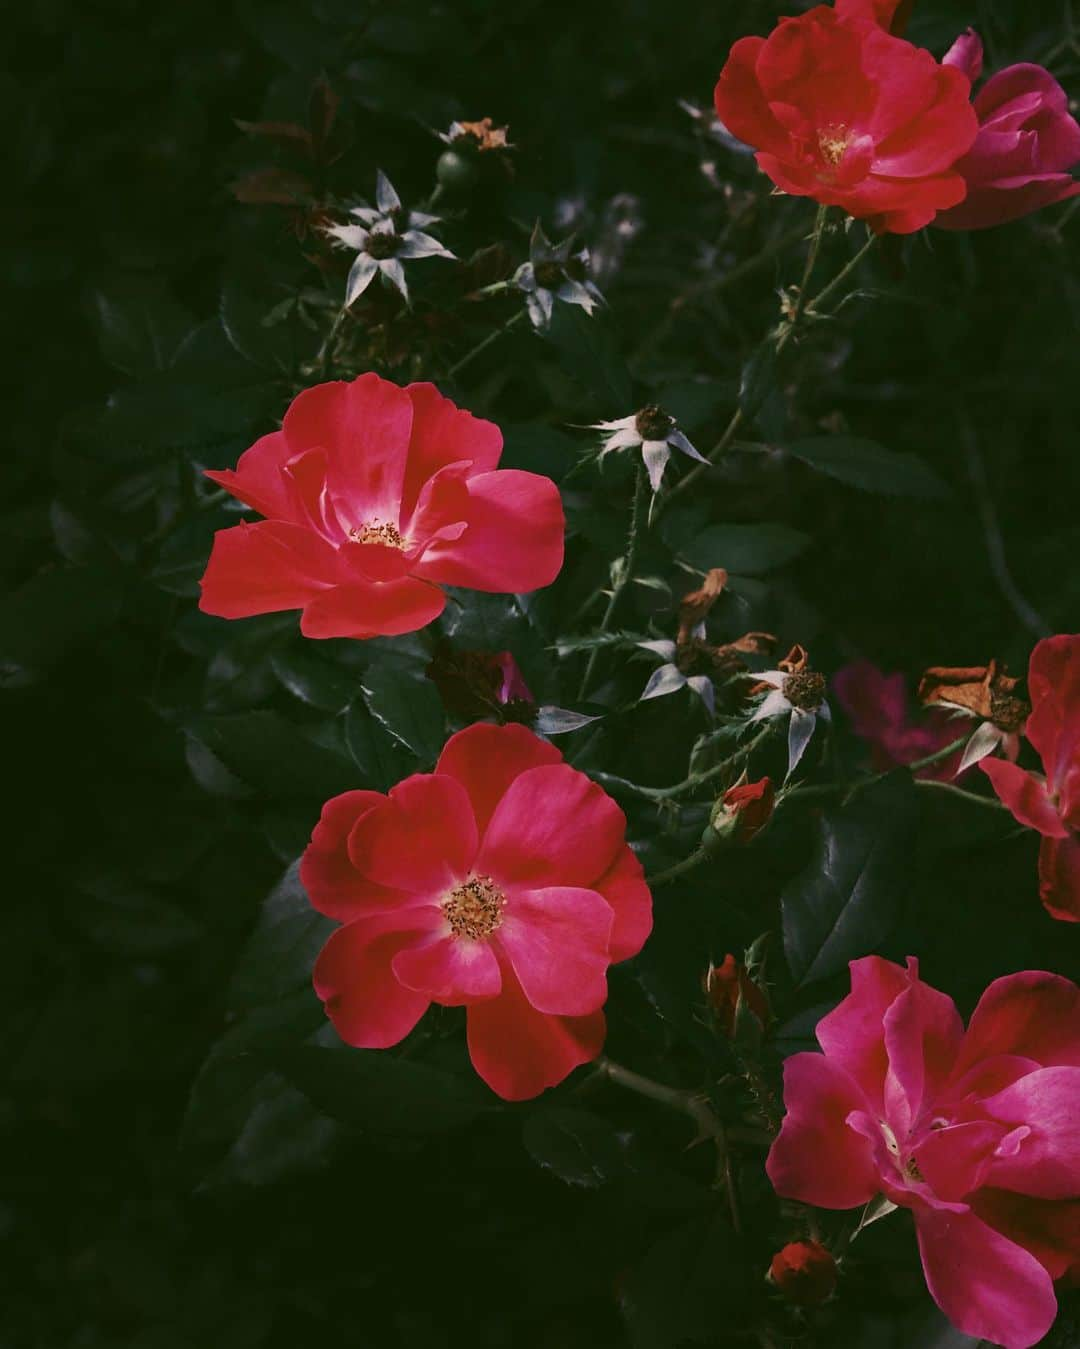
[982,635,1080,922]
[713,4,978,234]
[705,954,770,1037]
[720,777,776,843]
[769,1240,838,1307]
[301,723,653,1100]
[199,373,564,639]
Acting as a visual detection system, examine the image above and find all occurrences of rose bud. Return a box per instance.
[714,776,775,845]
[704,955,770,1038]
[768,1241,838,1307]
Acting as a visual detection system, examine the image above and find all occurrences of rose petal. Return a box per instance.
[497,886,613,1016]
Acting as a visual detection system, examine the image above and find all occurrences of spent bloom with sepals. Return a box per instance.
[591,403,707,494]
[323,170,454,305]
[749,645,831,776]
[917,658,1029,774]
[513,222,603,330]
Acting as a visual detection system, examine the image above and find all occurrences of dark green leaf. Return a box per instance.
[500,422,578,480]
[207,1080,340,1188]
[344,700,415,791]
[69,875,201,956]
[186,710,357,800]
[680,523,810,576]
[786,435,949,499]
[274,1045,493,1134]
[271,647,358,713]
[738,341,778,421]
[618,1215,739,1348]
[543,305,632,410]
[0,565,123,689]
[89,273,193,376]
[228,863,333,1010]
[522,1107,630,1187]
[361,665,446,765]
[782,773,918,986]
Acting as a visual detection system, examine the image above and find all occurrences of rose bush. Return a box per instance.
[14,0,1080,1344]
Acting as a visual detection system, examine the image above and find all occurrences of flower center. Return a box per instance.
[782,670,826,711]
[990,690,1030,733]
[442,875,506,940]
[635,403,674,441]
[349,519,405,549]
[817,125,851,167]
[534,260,566,289]
[366,230,399,260]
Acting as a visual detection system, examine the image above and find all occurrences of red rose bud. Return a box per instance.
[769,1241,838,1307]
[717,777,775,844]
[704,955,769,1038]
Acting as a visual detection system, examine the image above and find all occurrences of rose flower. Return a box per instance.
[199,373,564,639]
[937,30,1080,231]
[767,956,1080,1348]
[301,722,652,1100]
[713,1,978,234]
[981,635,1080,922]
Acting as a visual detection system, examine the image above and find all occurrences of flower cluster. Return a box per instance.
[713,1,1080,234]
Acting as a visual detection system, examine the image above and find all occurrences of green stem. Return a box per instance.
[805,230,877,315]
[782,202,830,340]
[615,722,776,805]
[666,406,744,502]
[646,846,711,889]
[780,734,971,807]
[317,305,349,380]
[447,309,526,379]
[578,464,648,699]
[596,1057,723,1141]
[915,779,1007,811]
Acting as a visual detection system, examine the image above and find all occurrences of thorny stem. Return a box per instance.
[805,229,877,314]
[596,1057,742,1233]
[317,305,349,380]
[781,202,830,341]
[598,722,776,806]
[447,309,527,380]
[961,418,1050,638]
[578,464,648,699]
[646,845,711,889]
[781,733,971,805]
[667,206,875,503]
[915,779,1008,811]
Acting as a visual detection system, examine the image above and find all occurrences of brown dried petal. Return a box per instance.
[677,568,729,637]
[918,659,1024,724]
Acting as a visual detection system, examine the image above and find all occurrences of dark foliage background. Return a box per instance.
[4,0,1080,1346]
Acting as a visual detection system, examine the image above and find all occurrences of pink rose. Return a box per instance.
[199,373,564,640]
[937,30,1080,230]
[301,722,652,1100]
[767,957,1080,1348]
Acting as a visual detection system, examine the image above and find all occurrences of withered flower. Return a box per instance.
[918,659,1029,770]
[638,573,775,718]
[749,644,831,776]
[440,118,512,153]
